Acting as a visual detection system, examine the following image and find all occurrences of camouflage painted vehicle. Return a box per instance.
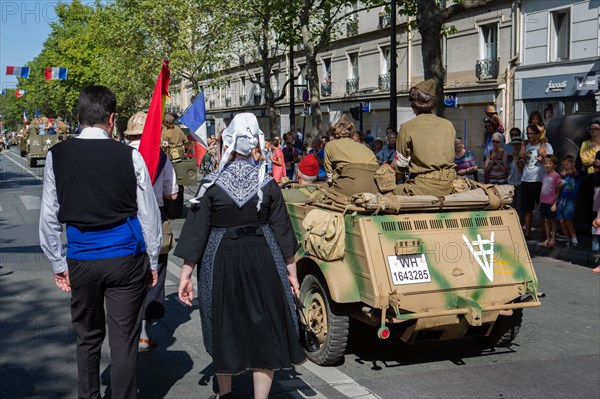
[283,184,541,366]
[27,131,61,167]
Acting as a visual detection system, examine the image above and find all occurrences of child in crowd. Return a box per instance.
[520,111,548,161]
[539,155,561,248]
[557,155,580,248]
[507,134,523,222]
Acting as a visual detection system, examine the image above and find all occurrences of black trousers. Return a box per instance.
[142,253,168,320]
[68,253,149,399]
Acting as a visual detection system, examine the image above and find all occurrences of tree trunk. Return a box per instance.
[416,0,446,116]
[300,4,323,139]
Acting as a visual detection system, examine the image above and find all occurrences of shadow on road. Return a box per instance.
[345,320,516,370]
[101,292,196,399]
[0,268,76,398]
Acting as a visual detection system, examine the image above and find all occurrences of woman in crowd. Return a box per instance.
[484,132,509,184]
[454,137,478,180]
[175,113,305,399]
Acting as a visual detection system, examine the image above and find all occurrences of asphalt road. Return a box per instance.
[0,146,598,399]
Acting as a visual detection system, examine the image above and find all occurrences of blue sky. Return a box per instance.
[0,1,60,90]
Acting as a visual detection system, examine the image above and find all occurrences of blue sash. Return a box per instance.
[66,216,146,260]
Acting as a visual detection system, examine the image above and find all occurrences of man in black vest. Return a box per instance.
[39,86,162,399]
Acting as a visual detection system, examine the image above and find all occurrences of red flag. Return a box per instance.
[139,60,170,184]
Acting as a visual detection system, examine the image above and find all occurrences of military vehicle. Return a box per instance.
[283,183,540,366]
[162,138,198,219]
[27,131,61,167]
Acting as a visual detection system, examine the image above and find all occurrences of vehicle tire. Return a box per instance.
[20,150,26,157]
[29,158,37,168]
[299,274,349,366]
[164,185,184,219]
[482,308,523,347]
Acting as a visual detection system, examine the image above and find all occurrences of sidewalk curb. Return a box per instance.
[527,241,600,268]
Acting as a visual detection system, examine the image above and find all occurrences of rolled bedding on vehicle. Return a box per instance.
[352,184,514,213]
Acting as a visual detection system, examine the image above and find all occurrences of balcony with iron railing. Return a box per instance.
[296,87,305,101]
[321,81,332,97]
[378,12,391,29]
[253,92,262,106]
[378,73,390,91]
[239,94,246,105]
[475,58,500,80]
[346,20,358,37]
[346,78,359,94]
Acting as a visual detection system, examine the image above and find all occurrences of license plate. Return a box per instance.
[387,254,432,285]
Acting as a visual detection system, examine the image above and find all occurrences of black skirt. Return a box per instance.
[211,231,306,375]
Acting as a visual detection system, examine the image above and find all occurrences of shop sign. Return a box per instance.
[545,80,568,94]
[576,76,599,91]
[521,72,598,99]
[444,94,457,108]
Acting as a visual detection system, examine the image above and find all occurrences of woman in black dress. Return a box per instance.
[175,113,306,399]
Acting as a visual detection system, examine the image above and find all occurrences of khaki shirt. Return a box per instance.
[324,137,378,175]
[397,113,455,174]
[161,125,188,147]
[57,121,68,134]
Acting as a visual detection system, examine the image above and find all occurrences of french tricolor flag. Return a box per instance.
[45,67,68,81]
[178,91,208,147]
[15,90,27,98]
[6,66,30,78]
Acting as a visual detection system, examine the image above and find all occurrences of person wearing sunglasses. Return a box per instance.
[520,124,555,240]
[484,132,509,184]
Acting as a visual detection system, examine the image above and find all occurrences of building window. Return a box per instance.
[550,10,570,61]
[476,24,499,80]
[346,2,359,36]
[321,58,332,97]
[480,24,497,61]
[346,53,359,94]
[379,47,391,91]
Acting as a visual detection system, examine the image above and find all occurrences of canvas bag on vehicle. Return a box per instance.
[301,209,345,261]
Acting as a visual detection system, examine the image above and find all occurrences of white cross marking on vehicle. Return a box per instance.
[463,232,495,282]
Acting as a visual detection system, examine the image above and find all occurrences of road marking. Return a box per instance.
[278,379,327,398]
[20,195,41,210]
[166,258,377,399]
[301,362,382,399]
[1,151,43,181]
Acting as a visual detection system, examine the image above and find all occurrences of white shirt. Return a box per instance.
[39,127,163,273]
[521,142,553,183]
[128,140,178,207]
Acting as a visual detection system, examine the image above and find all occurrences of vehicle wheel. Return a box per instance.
[29,158,37,168]
[20,150,27,157]
[299,274,349,366]
[164,185,184,219]
[482,308,523,347]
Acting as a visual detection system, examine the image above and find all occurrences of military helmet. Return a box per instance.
[163,113,175,124]
[124,111,147,136]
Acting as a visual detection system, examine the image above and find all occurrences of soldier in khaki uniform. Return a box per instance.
[161,113,188,161]
[394,80,456,196]
[56,116,68,135]
[324,115,379,196]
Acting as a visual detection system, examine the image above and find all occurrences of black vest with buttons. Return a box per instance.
[50,139,138,229]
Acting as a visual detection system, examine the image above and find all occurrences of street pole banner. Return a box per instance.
[6,66,30,78]
[44,67,68,81]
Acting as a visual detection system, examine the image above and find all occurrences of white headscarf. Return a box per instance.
[191,113,267,210]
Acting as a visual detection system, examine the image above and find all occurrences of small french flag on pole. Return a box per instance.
[45,67,68,81]
[6,66,30,78]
